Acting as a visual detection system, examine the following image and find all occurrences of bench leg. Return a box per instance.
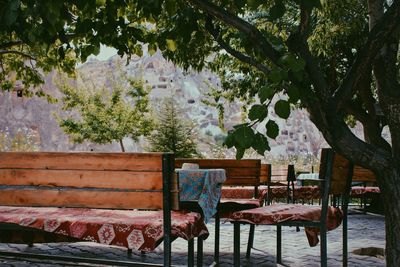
[233,222,240,267]
[214,213,220,264]
[320,226,327,267]
[188,239,194,267]
[246,224,255,259]
[277,225,282,264]
[343,210,348,267]
[197,236,203,267]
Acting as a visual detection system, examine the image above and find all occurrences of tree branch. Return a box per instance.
[0,40,23,50]
[205,18,270,75]
[333,0,400,110]
[186,0,282,65]
[286,5,330,101]
[0,50,36,60]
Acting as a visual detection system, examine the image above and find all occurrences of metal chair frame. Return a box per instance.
[233,149,354,267]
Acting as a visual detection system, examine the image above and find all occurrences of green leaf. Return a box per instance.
[166,39,177,52]
[235,147,245,160]
[247,0,263,9]
[148,43,157,56]
[252,133,270,155]
[2,0,20,27]
[274,100,290,119]
[134,44,143,57]
[266,120,279,139]
[287,84,300,103]
[248,104,268,121]
[269,68,288,83]
[259,85,275,103]
[270,1,286,21]
[233,125,254,148]
[301,0,322,9]
[234,0,247,9]
[281,54,305,72]
[224,132,235,148]
[165,0,177,15]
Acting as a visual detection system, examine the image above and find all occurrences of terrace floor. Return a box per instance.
[0,211,385,266]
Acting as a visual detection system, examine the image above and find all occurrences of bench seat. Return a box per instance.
[230,204,343,247]
[0,206,208,251]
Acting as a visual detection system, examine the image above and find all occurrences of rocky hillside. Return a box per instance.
[0,46,369,160]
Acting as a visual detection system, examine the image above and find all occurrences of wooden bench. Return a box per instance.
[350,165,380,211]
[0,152,207,266]
[261,165,296,204]
[175,158,261,263]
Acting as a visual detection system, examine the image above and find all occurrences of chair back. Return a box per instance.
[175,159,261,187]
[317,148,354,225]
[260,163,272,185]
[352,166,376,183]
[318,149,354,196]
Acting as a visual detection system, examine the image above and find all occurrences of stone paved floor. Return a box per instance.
[0,212,385,266]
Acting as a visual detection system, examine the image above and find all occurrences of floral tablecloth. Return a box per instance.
[293,186,322,201]
[351,186,380,197]
[230,204,343,247]
[0,206,209,251]
[177,169,226,223]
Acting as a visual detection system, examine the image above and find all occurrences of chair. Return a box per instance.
[231,149,354,267]
[175,158,261,264]
[263,164,295,205]
[351,166,380,212]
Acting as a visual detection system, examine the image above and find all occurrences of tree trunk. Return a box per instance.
[119,139,125,152]
[378,167,400,266]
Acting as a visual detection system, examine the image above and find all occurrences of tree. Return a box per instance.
[57,77,153,152]
[2,1,400,264]
[146,98,201,158]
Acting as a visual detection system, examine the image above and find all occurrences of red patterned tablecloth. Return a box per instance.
[221,186,286,204]
[0,206,208,251]
[230,204,343,247]
[351,186,380,197]
[293,186,321,201]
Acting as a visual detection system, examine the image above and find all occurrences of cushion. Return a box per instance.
[0,206,209,251]
[230,204,343,247]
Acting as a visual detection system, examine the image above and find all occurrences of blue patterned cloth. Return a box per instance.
[177,169,226,223]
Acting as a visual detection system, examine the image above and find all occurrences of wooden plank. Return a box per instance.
[175,159,260,168]
[224,168,260,177]
[0,189,163,209]
[260,164,271,184]
[352,166,376,182]
[223,178,259,186]
[0,152,163,171]
[0,169,163,190]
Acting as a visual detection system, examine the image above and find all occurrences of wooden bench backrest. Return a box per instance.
[270,165,295,183]
[0,152,177,210]
[318,149,353,195]
[352,165,376,182]
[175,159,261,186]
[259,164,272,185]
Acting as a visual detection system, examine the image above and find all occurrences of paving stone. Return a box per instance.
[0,212,386,266]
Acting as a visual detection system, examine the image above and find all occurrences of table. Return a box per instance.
[176,169,226,223]
[296,173,323,186]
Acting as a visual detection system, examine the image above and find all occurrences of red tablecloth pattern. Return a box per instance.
[230,204,343,247]
[0,206,208,251]
[293,186,321,201]
[221,186,288,204]
[350,186,380,197]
